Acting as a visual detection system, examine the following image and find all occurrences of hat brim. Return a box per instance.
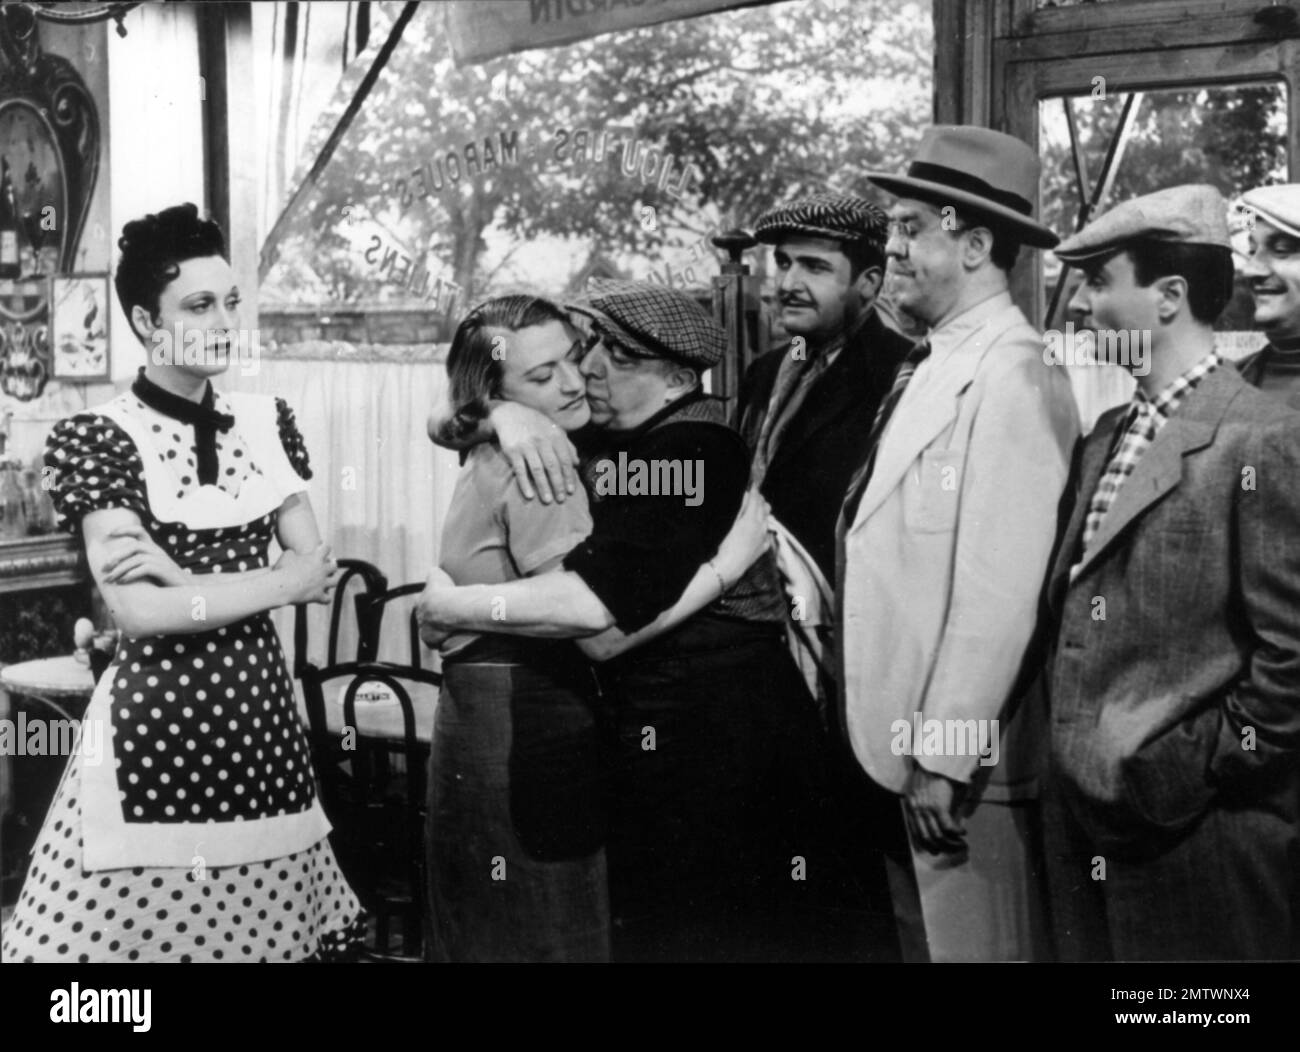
[866,172,1060,249]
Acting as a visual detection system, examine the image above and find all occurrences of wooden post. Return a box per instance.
[711,228,758,408]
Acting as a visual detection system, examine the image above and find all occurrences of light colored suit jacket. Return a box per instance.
[839,293,1080,799]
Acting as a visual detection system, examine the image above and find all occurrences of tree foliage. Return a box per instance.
[260,0,933,308]
[1040,83,1286,240]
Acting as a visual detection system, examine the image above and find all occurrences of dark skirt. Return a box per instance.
[424,644,610,962]
[598,618,828,962]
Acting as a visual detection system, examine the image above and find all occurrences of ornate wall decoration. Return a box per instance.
[0,3,102,401]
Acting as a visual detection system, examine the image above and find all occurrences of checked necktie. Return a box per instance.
[841,340,932,527]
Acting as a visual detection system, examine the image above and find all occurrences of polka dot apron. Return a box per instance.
[2,389,364,962]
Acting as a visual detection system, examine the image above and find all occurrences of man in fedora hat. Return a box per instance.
[420,281,826,962]
[838,125,1080,961]
[1238,184,1300,407]
[1042,184,1300,960]
[734,193,917,959]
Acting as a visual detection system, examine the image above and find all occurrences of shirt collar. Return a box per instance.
[1133,350,1222,419]
[926,291,1013,363]
[808,306,874,362]
[1266,334,1300,354]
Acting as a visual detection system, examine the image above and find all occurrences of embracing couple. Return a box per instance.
[417,280,829,963]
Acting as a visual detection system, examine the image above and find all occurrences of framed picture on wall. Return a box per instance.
[50,272,110,382]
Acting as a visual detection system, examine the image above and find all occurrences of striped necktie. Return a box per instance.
[841,340,931,527]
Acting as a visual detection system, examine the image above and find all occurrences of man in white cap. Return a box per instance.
[840,125,1080,961]
[1044,184,1300,960]
[1239,184,1300,407]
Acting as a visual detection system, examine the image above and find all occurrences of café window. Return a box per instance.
[253,0,933,350]
[1039,79,1289,339]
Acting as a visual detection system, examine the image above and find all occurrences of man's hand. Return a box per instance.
[101,526,190,587]
[417,567,457,648]
[902,762,968,854]
[489,401,579,504]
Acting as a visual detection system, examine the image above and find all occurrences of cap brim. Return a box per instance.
[1053,246,1120,265]
[563,301,663,360]
[1243,204,1300,242]
[755,223,875,246]
[1056,234,1232,266]
[866,172,1060,249]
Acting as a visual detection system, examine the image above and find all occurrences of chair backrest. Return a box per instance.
[292,558,389,678]
[356,582,426,669]
[298,658,442,961]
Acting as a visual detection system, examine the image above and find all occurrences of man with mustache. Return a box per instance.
[1238,184,1300,407]
[738,193,915,582]
[841,126,1080,961]
[421,281,825,962]
[735,194,916,959]
[1043,184,1300,960]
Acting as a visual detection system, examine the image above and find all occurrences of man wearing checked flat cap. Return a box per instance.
[1238,183,1300,407]
[1041,184,1300,960]
[840,125,1081,963]
[733,193,919,960]
[421,280,827,962]
[737,193,917,582]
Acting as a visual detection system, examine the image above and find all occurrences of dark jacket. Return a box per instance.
[735,309,914,580]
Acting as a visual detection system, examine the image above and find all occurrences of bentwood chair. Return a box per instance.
[298,658,441,961]
[292,558,389,678]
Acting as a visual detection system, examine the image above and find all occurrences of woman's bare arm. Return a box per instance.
[417,489,773,657]
[84,506,339,638]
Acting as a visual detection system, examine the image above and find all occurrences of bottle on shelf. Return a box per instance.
[0,461,27,539]
[26,453,54,533]
[0,156,19,281]
[22,466,51,534]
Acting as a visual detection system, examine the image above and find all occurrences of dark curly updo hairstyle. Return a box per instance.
[114,203,228,342]
[444,294,572,445]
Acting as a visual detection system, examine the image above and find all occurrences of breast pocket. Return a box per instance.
[903,448,964,534]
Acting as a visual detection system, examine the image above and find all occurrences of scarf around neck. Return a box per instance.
[131,368,235,486]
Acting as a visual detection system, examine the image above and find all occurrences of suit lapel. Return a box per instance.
[1047,421,1113,612]
[765,313,904,480]
[737,352,781,450]
[1067,366,1244,582]
[846,306,1021,534]
[764,337,867,479]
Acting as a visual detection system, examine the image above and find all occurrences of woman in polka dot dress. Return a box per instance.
[0,204,364,963]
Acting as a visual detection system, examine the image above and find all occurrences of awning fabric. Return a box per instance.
[441,0,760,66]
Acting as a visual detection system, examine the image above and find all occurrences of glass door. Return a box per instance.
[1000,35,1300,427]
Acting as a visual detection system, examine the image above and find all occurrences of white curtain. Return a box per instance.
[227,347,460,669]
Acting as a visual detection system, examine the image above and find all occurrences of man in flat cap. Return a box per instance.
[1043,184,1300,960]
[738,192,916,582]
[735,193,919,960]
[841,125,1080,962]
[1239,184,1300,407]
[420,281,825,962]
